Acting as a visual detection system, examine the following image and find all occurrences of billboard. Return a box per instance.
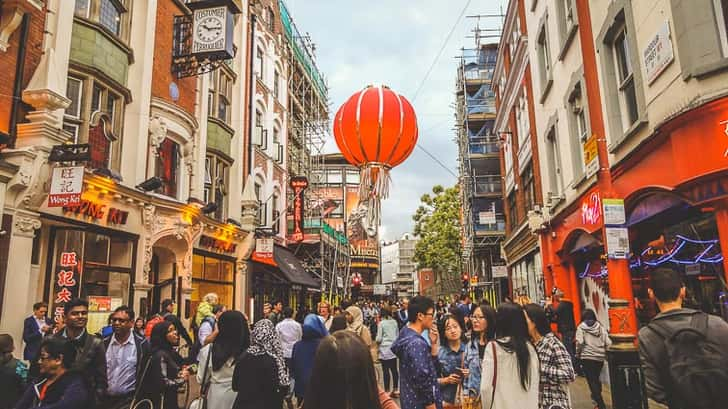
[345,186,379,267]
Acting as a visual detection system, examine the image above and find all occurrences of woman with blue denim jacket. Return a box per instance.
[463,303,497,397]
[436,314,468,406]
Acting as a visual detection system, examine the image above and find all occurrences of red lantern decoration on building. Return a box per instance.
[333,85,418,235]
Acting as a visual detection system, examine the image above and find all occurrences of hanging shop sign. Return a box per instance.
[53,251,80,320]
[643,21,674,85]
[290,176,308,242]
[583,134,599,178]
[373,284,387,295]
[492,264,509,278]
[254,238,274,259]
[200,235,237,254]
[605,227,630,259]
[602,198,626,225]
[63,199,129,225]
[48,166,84,207]
[581,191,602,226]
[336,276,344,289]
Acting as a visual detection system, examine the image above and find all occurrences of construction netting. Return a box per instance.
[279,0,327,98]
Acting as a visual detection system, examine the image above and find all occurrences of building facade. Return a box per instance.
[380,233,419,298]
[456,41,507,303]
[519,0,728,338]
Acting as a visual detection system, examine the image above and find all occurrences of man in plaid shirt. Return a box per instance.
[525,304,576,409]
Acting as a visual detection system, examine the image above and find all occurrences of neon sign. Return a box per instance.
[290,176,308,242]
[54,252,80,320]
[581,191,602,225]
[630,234,723,269]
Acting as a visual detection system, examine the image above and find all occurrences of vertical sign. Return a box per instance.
[53,251,80,321]
[290,176,308,242]
[48,166,84,207]
[583,135,599,178]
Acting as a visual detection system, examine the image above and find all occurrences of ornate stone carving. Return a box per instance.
[13,215,40,237]
[148,116,168,155]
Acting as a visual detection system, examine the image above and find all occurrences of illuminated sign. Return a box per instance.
[290,176,308,242]
[53,252,80,321]
[63,200,129,225]
[581,191,602,225]
[48,166,84,207]
[199,235,237,254]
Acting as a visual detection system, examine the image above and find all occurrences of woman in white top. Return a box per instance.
[197,310,249,409]
[481,302,540,409]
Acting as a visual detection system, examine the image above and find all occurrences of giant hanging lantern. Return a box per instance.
[333,85,418,236]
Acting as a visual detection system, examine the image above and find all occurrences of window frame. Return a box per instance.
[155,137,181,199]
[521,163,536,213]
[74,0,129,42]
[536,15,553,101]
[256,47,264,80]
[208,68,234,124]
[715,0,728,56]
[204,152,231,221]
[545,124,564,201]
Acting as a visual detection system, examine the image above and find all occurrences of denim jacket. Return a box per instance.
[463,338,483,396]
[437,342,466,403]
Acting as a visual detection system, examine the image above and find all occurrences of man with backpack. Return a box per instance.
[638,268,728,409]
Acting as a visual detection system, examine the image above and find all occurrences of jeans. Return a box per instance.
[581,359,606,409]
[381,358,399,392]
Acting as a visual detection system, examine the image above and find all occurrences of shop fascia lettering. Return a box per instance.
[200,235,237,253]
[63,199,129,225]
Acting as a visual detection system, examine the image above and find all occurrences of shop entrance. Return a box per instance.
[148,236,188,315]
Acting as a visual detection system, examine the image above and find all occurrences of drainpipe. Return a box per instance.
[247,13,257,176]
[9,13,30,148]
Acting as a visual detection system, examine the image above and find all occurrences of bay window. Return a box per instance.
[209,68,234,124]
[155,138,180,198]
[75,0,128,40]
[204,153,231,221]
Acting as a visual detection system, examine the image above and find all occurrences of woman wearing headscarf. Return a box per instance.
[232,319,289,409]
[345,305,377,363]
[291,314,328,403]
[197,311,249,409]
[145,321,189,409]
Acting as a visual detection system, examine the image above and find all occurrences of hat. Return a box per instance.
[0,334,14,354]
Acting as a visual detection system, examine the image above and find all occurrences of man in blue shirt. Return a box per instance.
[391,296,442,409]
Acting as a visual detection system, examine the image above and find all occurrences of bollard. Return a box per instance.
[606,297,649,409]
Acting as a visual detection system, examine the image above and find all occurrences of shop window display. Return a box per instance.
[191,253,235,315]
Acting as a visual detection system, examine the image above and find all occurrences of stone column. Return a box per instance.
[0,210,40,345]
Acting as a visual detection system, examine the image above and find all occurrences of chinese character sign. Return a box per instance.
[48,166,84,207]
[52,251,80,319]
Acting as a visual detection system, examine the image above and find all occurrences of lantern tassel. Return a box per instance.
[359,165,391,236]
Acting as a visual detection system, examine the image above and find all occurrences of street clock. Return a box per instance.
[187,0,240,60]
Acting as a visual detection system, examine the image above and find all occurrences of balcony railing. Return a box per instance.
[474,219,506,233]
[474,176,502,195]
[469,141,499,155]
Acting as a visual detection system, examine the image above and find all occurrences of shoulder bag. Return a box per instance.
[488,342,498,409]
[188,347,213,409]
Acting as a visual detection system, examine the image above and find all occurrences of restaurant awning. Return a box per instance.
[273,245,320,288]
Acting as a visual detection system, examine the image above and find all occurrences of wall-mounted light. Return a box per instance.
[201,202,218,214]
[136,177,163,192]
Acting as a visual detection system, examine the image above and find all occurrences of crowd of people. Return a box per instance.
[0,267,726,409]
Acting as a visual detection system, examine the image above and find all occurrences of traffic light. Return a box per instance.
[462,273,469,290]
[352,275,361,286]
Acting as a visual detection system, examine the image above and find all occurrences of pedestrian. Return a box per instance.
[463,302,496,401]
[276,306,302,409]
[15,337,90,409]
[195,293,219,327]
[480,302,539,409]
[329,314,348,333]
[524,303,575,409]
[101,305,152,409]
[196,310,249,409]
[317,301,333,330]
[161,299,194,349]
[546,288,577,371]
[53,298,107,407]
[133,317,146,339]
[99,314,114,338]
[395,298,409,329]
[22,302,52,379]
[303,331,399,409]
[437,313,468,408]
[637,268,728,409]
[345,305,377,364]
[376,306,400,398]
[0,334,27,409]
[268,300,284,325]
[457,294,474,318]
[574,308,609,409]
[232,319,289,409]
[148,321,190,409]
[291,313,328,404]
[391,295,442,409]
[199,304,226,349]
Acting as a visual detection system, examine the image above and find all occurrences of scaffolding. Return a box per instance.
[455,16,506,302]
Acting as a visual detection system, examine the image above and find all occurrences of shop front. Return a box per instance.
[192,234,238,315]
[541,96,728,336]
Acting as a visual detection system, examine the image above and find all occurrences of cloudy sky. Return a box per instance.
[285,0,507,241]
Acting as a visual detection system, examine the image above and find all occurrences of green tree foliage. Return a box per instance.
[412,184,462,285]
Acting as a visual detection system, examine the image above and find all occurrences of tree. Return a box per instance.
[412,184,462,294]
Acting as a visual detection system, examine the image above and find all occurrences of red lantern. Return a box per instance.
[333,85,418,234]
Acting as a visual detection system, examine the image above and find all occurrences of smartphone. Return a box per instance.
[453,368,464,378]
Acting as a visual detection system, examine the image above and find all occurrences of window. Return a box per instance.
[74,0,90,18]
[564,0,575,28]
[256,48,264,80]
[516,88,530,146]
[545,126,564,200]
[346,170,360,185]
[613,26,638,128]
[274,70,280,99]
[510,15,521,58]
[254,183,266,225]
[522,164,536,212]
[99,0,122,35]
[209,69,233,123]
[717,0,728,56]
[155,138,180,198]
[255,109,267,149]
[63,73,123,169]
[205,153,230,221]
[567,82,589,179]
[326,169,343,185]
[272,193,280,234]
[507,192,518,231]
[191,253,234,318]
[75,0,127,40]
[537,21,552,93]
[273,128,280,143]
[266,7,275,32]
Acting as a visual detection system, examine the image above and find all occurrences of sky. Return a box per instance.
[285,0,508,241]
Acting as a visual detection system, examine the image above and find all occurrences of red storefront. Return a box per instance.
[541,96,728,335]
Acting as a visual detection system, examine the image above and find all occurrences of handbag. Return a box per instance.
[188,347,213,409]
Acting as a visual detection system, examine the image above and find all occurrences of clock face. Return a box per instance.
[196,16,224,43]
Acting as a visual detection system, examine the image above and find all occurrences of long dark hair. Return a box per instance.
[329,314,348,333]
[523,303,551,336]
[495,302,532,391]
[211,310,249,371]
[150,321,183,366]
[303,331,382,409]
[472,303,497,344]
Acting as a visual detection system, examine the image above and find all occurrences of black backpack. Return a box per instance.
[647,312,728,409]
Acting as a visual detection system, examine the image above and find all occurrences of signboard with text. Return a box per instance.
[643,21,674,84]
[606,227,630,259]
[48,166,84,207]
[290,176,308,242]
[583,135,599,178]
[53,251,80,321]
[602,198,626,225]
[255,238,274,259]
